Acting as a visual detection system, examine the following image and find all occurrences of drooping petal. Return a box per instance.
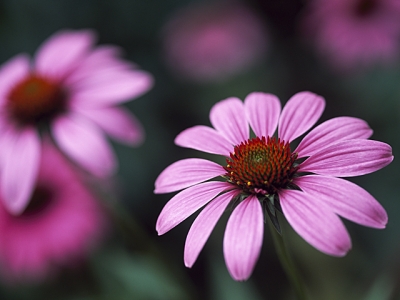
[71,69,153,107]
[299,139,393,177]
[51,114,117,177]
[175,125,233,156]
[184,190,240,267]
[244,92,281,138]
[210,97,249,145]
[156,181,232,235]
[1,127,41,215]
[223,195,263,281]
[294,175,387,228]
[0,54,30,106]
[72,105,144,146]
[278,91,325,142]
[155,158,225,194]
[295,117,373,158]
[279,189,351,256]
[35,30,96,80]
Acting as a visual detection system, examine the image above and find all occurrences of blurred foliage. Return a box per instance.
[0,0,399,299]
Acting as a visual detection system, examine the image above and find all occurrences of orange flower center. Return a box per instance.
[224,136,298,195]
[7,74,66,125]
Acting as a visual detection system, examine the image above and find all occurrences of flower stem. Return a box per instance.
[268,220,308,300]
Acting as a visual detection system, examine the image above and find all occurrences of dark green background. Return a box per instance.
[0,0,399,299]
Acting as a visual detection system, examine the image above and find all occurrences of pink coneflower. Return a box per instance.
[301,0,400,71]
[0,138,106,283]
[0,29,153,214]
[161,1,268,82]
[155,91,393,281]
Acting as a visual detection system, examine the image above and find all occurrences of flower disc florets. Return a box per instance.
[7,74,66,125]
[224,136,298,195]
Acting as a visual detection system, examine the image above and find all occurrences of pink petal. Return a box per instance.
[155,158,225,194]
[175,125,233,156]
[0,54,30,106]
[223,195,263,281]
[70,69,153,107]
[156,181,232,235]
[299,139,393,177]
[64,45,128,85]
[295,175,387,228]
[279,189,351,256]
[184,190,240,267]
[209,97,248,145]
[244,92,281,138]
[1,127,40,215]
[35,30,96,80]
[295,117,373,158]
[51,114,117,177]
[278,91,325,142]
[72,106,144,146]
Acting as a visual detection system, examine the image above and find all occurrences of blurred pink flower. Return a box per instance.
[155,91,393,281]
[301,0,400,71]
[0,138,107,284]
[0,29,153,214]
[161,1,268,82]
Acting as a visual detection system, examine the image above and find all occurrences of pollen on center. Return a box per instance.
[224,136,298,195]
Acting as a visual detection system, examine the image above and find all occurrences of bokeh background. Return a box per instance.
[0,0,399,299]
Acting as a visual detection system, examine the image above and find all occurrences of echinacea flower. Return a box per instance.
[161,1,268,82]
[301,0,400,71]
[0,138,106,284]
[0,29,153,214]
[155,91,393,281]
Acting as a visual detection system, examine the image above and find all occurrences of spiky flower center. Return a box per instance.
[224,136,298,195]
[7,74,66,125]
[354,0,378,17]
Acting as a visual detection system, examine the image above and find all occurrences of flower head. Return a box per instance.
[161,1,268,82]
[301,0,400,71]
[0,29,153,214]
[155,91,393,281]
[0,138,107,284]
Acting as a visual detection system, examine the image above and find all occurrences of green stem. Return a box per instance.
[268,220,308,300]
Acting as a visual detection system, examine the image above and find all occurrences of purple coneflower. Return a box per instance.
[0,139,106,283]
[161,1,268,82]
[155,91,393,281]
[0,29,153,214]
[301,0,400,71]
